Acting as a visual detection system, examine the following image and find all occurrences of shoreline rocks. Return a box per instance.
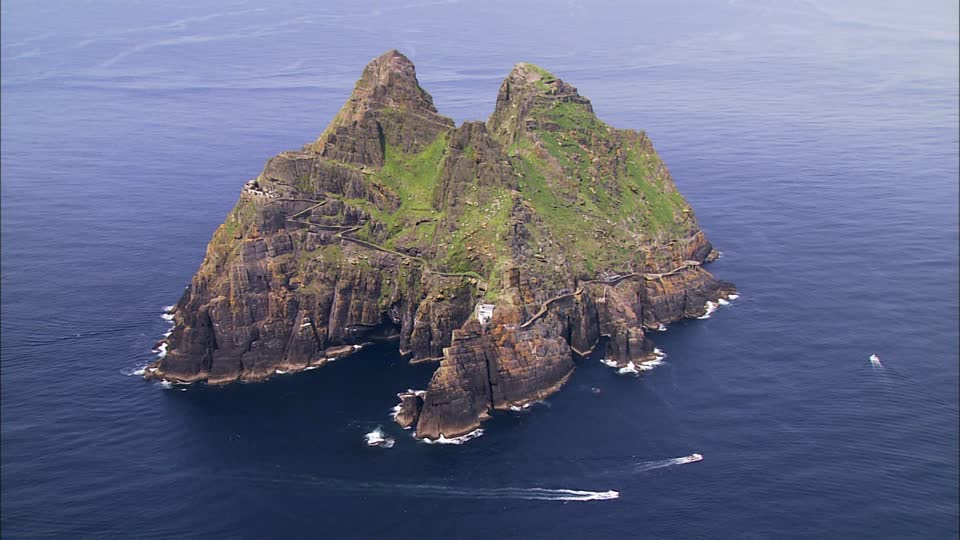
[148,50,735,441]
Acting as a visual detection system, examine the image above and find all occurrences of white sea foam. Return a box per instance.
[657,323,668,332]
[161,305,176,330]
[419,428,485,445]
[603,348,666,376]
[275,369,287,375]
[131,367,146,376]
[727,293,740,300]
[353,344,363,350]
[389,404,403,422]
[305,365,319,371]
[159,381,173,389]
[632,453,703,473]
[698,301,718,319]
[364,426,395,448]
[509,402,540,412]
[154,342,168,358]
[637,363,659,373]
[618,361,639,375]
[637,351,666,372]
[718,298,730,306]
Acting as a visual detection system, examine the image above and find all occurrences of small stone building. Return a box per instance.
[476,303,495,325]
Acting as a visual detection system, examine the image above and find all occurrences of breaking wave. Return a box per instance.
[419,428,484,445]
[604,349,667,376]
[618,361,639,375]
[698,293,739,319]
[698,301,718,319]
[638,349,667,371]
[509,400,547,412]
[152,305,176,357]
[364,426,395,448]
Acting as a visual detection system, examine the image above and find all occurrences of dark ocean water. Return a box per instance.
[2,1,958,538]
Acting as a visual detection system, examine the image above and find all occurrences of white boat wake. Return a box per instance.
[867,354,958,414]
[244,454,702,502]
[631,453,703,473]
[243,474,617,501]
[401,486,619,501]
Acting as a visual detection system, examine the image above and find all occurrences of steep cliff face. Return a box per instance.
[147,50,735,440]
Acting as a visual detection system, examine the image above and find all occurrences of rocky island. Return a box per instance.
[147,50,735,441]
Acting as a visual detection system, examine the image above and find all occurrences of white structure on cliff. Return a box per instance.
[476,303,495,325]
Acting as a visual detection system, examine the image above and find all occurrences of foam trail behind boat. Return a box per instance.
[237,473,618,502]
[412,486,619,501]
[631,453,703,473]
[870,358,958,414]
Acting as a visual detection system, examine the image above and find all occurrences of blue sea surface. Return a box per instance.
[2,1,958,538]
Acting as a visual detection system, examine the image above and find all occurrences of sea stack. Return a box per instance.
[146,50,735,440]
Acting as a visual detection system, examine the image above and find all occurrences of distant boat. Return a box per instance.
[869,354,882,367]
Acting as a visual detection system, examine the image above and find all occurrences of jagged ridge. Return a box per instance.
[147,50,735,440]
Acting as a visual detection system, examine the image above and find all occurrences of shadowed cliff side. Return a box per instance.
[147,50,735,441]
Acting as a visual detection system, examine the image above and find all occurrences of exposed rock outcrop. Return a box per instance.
[147,50,735,441]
